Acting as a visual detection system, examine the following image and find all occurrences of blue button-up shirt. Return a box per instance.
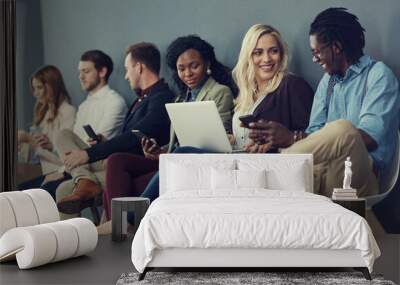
[306,55,400,171]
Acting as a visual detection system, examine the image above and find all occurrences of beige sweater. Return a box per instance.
[35,101,76,174]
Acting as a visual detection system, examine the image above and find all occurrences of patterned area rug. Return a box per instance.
[116,271,395,285]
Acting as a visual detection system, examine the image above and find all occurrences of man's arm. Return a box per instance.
[85,131,142,163]
[358,129,378,151]
[247,121,294,147]
[62,131,142,170]
[95,95,127,139]
[305,74,330,134]
[287,76,314,131]
[357,62,400,154]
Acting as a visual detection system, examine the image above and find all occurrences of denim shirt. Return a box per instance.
[306,55,400,171]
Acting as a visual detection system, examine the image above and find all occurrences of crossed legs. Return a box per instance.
[282,119,379,197]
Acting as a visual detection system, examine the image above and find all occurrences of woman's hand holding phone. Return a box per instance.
[33,134,53,150]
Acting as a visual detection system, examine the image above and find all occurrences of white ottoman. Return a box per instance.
[0,189,97,269]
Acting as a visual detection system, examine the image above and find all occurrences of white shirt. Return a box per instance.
[232,95,265,150]
[73,85,127,141]
[232,111,250,150]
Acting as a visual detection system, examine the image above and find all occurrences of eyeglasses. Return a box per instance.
[311,43,331,58]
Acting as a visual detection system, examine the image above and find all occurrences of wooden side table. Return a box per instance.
[111,197,150,242]
[332,198,366,218]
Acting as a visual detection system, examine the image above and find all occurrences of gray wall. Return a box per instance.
[17,0,400,125]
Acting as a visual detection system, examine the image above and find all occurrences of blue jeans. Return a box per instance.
[140,146,208,202]
[18,173,72,200]
[140,172,160,202]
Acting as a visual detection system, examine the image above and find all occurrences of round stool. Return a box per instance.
[111,197,150,242]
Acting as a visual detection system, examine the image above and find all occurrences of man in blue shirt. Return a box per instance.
[245,8,399,197]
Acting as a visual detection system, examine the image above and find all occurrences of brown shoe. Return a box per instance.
[57,179,102,214]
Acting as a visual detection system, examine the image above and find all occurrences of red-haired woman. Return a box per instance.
[18,65,76,198]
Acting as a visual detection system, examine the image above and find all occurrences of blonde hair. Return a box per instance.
[232,24,289,114]
[31,65,71,126]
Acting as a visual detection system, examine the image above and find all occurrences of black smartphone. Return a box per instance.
[83,124,100,142]
[239,114,256,127]
[131,129,148,140]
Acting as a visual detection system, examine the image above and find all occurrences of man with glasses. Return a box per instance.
[244,7,399,197]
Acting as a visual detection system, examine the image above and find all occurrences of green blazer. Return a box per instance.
[166,77,234,152]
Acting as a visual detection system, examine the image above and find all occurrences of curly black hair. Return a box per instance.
[166,35,238,96]
[310,7,365,64]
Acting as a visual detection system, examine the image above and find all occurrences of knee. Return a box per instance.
[321,120,363,151]
[107,153,127,169]
[326,119,358,138]
[54,129,74,147]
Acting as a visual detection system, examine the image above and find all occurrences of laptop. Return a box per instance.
[165,101,242,153]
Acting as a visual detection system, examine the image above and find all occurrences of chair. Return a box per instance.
[366,130,400,208]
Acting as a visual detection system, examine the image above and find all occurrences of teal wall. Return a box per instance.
[17,0,400,126]
[16,0,44,129]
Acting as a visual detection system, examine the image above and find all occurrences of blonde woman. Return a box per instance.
[18,65,76,198]
[231,24,314,152]
[135,28,313,205]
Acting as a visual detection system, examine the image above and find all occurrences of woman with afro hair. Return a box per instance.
[97,35,236,233]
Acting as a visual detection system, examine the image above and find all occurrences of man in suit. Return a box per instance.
[55,42,175,214]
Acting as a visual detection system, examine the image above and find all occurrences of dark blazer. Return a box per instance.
[253,73,314,131]
[86,80,175,163]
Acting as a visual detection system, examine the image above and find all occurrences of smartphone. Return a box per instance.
[83,125,100,142]
[131,129,148,140]
[238,114,256,127]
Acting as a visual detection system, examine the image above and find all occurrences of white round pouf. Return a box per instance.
[42,221,79,262]
[0,218,98,269]
[1,192,39,227]
[63,218,98,257]
[24,189,59,223]
[0,226,57,269]
[0,196,17,237]
[0,189,98,269]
